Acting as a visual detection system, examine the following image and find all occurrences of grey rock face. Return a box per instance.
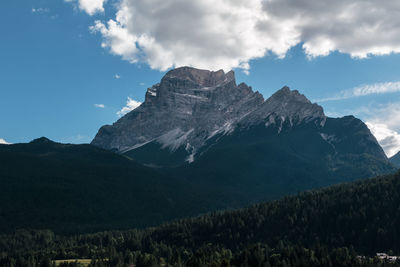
[91,67,266,159]
[240,86,326,130]
[92,66,381,165]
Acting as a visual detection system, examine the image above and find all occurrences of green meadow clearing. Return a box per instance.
[53,259,91,266]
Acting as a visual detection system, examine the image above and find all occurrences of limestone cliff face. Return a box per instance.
[240,86,326,129]
[92,66,387,166]
[91,67,264,155]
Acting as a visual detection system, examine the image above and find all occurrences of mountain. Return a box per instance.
[177,115,395,202]
[3,171,400,266]
[92,67,264,166]
[92,67,395,202]
[2,67,395,234]
[390,151,400,168]
[1,134,392,235]
[0,138,217,234]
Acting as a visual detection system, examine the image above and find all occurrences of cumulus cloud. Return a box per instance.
[317,81,400,102]
[94,104,105,108]
[366,122,400,158]
[117,97,141,117]
[90,19,139,63]
[90,0,292,72]
[350,102,400,157]
[0,138,11,145]
[263,0,400,59]
[80,0,106,15]
[368,103,400,135]
[65,0,106,15]
[89,0,400,72]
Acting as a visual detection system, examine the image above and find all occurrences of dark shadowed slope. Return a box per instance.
[390,151,400,168]
[92,67,395,204]
[0,138,212,234]
[2,171,400,266]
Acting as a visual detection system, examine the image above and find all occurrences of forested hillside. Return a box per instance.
[0,138,213,234]
[2,135,394,236]
[1,171,400,266]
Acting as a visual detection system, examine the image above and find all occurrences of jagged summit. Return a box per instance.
[143,66,239,106]
[92,67,383,167]
[270,86,310,103]
[264,86,325,121]
[240,86,325,127]
[92,67,265,156]
[92,68,326,160]
[164,67,235,87]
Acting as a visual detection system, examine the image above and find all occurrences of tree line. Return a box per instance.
[1,171,400,266]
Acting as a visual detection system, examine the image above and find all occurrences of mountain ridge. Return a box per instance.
[92,67,334,165]
[91,66,394,208]
[92,66,388,169]
[92,67,267,164]
[1,67,394,233]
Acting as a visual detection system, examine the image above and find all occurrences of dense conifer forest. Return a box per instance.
[2,137,394,237]
[1,171,400,266]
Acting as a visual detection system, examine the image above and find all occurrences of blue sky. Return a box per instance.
[1,0,400,156]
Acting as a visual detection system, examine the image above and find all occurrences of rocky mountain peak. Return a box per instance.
[240,86,326,127]
[92,67,264,154]
[164,66,235,87]
[92,68,326,162]
[143,67,239,105]
[268,86,324,118]
[269,86,310,104]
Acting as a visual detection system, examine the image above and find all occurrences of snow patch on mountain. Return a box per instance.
[0,138,10,145]
[92,67,328,163]
[158,128,194,152]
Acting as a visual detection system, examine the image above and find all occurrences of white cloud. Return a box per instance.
[90,19,138,63]
[80,0,106,15]
[316,81,400,102]
[114,74,121,79]
[90,0,293,72]
[263,0,400,59]
[59,134,90,144]
[347,102,400,157]
[324,101,400,157]
[89,0,400,72]
[65,0,106,15]
[94,104,105,108]
[117,97,141,117]
[0,138,11,145]
[32,7,50,13]
[352,82,400,97]
[366,122,400,158]
[367,103,400,134]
